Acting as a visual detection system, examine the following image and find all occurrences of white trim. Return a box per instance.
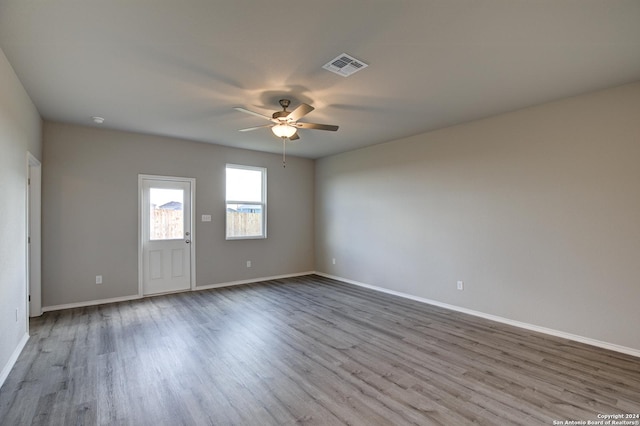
[314,272,640,359]
[42,294,142,312]
[138,176,143,296]
[0,333,29,389]
[196,271,315,291]
[190,179,196,290]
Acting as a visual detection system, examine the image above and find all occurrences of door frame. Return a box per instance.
[26,152,42,319]
[138,174,196,296]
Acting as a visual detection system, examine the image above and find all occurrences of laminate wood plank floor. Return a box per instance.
[1,275,639,425]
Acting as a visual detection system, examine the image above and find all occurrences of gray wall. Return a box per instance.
[0,48,42,378]
[315,81,640,351]
[42,123,314,307]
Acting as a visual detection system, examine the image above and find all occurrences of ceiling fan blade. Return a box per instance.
[233,107,273,121]
[289,133,300,141]
[239,124,272,132]
[295,122,339,131]
[287,103,314,121]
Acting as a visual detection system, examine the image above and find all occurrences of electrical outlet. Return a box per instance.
[246,260,252,268]
[96,275,103,284]
[457,280,464,291]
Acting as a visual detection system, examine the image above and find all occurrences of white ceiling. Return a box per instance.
[1,1,639,159]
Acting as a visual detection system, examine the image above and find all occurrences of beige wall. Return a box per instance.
[316,81,640,351]
[42,123,314,307]
[0,48,42,380]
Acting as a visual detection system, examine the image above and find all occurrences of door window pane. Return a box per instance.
[150,188,184,240]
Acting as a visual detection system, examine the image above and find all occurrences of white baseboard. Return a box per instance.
[314,272,640,359]
[42,294,142,312]
[0,333,29,389]
[196,271,315,291]
[41,271,316,312]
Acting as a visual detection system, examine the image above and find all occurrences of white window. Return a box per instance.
[226,164,267,239]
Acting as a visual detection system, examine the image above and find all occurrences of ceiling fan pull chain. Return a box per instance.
[282,138,287,168]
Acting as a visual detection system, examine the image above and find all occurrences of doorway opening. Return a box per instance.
[26,152,42,318]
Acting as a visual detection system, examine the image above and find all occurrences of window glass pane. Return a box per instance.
[226,204,263,238]
[225,164,266,239]
[226,168,263,202]
[150,188,184,240]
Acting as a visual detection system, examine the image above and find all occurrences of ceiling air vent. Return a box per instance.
[322,53,368,77]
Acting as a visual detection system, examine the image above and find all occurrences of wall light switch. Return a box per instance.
[201,214,212,222]
[457,280,464,291]
[246,260,252,268]
[96,275,103,284]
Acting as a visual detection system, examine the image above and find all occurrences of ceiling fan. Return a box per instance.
[234,99,338,141]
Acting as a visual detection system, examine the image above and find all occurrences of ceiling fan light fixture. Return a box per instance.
[272,123,297,138]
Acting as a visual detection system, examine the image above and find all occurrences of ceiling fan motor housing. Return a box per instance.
[273,99,291,120]
[272,110,290,120]
[279,99,291,109]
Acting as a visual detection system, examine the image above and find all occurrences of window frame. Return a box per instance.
[225,163,267,240]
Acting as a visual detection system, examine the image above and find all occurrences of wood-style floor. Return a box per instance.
[1,275,639,425]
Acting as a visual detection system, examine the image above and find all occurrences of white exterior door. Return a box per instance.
[140,176,194,295]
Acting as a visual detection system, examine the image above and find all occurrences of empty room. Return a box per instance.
[1,1,639,425]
